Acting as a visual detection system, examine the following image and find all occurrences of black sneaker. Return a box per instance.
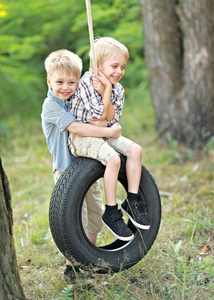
[121,198,150,230]
[64,266,95,284]
[102,209,134,241]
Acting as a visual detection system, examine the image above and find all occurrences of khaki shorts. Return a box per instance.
[68,134,135,165]
[54,170,104,234]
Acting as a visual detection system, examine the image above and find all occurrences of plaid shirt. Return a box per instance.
[69,71,125,127]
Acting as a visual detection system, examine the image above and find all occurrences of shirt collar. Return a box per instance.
[48,88,70,108]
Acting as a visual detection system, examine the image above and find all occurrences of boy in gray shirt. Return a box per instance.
[41,49,121,280]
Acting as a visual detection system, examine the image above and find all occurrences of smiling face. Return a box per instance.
[47,69,79,100]
[98,54,127,85]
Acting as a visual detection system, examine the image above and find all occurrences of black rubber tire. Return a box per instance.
[49,155,161,274]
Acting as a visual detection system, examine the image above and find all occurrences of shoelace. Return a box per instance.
[127,200,145,219]
[133,201,144,212]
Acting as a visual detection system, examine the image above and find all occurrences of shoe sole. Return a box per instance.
[101,219,134,241]
[121,207,150,230]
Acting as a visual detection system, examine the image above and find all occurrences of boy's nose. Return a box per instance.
[63,83,69,89]
[116,67,122,74]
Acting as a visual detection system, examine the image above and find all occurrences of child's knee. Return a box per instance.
[126,144,142,159]
[108,154,121,169]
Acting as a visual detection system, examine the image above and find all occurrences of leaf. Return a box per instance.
[199,243,211,256]
[169,240,182,257]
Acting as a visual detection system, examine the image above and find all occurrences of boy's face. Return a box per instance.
[98,54,127,85]
[47,69,79,100]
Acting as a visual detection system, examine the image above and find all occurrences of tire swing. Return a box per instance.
[49,155,162,274]
[49,0,161,273]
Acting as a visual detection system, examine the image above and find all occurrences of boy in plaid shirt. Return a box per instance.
[68,37,150,241]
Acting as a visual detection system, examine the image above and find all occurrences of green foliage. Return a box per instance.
[56,285,73,300]
[0,0,145,137]
[167,238,214,294]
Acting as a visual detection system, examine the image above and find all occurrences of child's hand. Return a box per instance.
[110,123,121,138]
[92,76,105,96]
[97,71,111,88]
[92,71,111,95]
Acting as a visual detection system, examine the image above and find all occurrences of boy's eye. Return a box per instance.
[111,65,126,70]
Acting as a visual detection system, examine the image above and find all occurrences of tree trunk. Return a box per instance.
[0,157,26,300]
[178,0,214,148]
[141,0,214,149]
[141,0,183,135]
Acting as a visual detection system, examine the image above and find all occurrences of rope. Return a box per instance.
[85,0,97,75]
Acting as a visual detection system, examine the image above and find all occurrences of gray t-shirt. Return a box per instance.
[41,88,76,172]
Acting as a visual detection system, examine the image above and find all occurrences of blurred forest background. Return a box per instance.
[0,0,149,138]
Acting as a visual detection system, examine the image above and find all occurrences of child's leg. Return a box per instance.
[85,180,104,243]
[107,137,142,194]
[106,137,142,194]
[101,154,134,241]
[106,137,150,230]
[104,154,120,206]
[121,144,150,230]
[125,144,142,194]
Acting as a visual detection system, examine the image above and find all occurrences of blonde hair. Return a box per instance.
[45,49,82,78]
[89,37,129,71]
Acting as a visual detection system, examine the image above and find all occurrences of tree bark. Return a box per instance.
[141,0,183,135]
[178,0,214,148]
[141,0,214,149]
[0,157,26,300]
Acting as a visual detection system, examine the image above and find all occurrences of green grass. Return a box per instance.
[1,91,214,299]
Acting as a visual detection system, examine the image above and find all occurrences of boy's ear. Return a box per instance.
[47,77,51,87]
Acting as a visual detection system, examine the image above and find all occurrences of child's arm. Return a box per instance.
[42,94,120,138]
[67,122,121,138]
[106,85,124,127]
[92,71,115,121]
[89,118,108,127]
